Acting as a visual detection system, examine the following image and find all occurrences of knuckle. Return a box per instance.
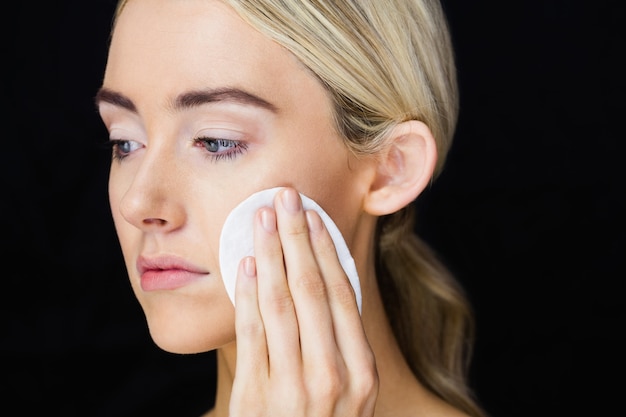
[352,363,379,400]
[236,319,265,340]
[316,235,337,256]
[266,289,294,314]
[284,222,309,239]
[272,384,306,415]
[230,382,266,417]
[281,384,306,404]
[310,364,344,402]
[328,279,356,306]
[294,270,326,297]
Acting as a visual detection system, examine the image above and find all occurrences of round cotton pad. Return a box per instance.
[219,187,362,314]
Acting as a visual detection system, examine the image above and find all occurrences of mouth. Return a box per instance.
[137,255,210,291]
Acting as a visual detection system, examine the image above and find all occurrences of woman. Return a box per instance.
[96,0,486,416]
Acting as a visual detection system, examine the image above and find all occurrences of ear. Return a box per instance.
[363,120,438,216]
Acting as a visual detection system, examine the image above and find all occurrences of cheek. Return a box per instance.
[187,176,269,271]
[188,191,229,261]
[108,172,130,243]
[288,156,368,243]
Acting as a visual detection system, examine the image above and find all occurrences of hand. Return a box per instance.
[231,187,378,417]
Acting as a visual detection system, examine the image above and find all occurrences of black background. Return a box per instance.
[2,1,624,416]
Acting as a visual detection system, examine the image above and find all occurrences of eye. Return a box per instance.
[109,139,143,161]
[194,137,248,161]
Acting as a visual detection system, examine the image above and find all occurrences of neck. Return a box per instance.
[205,271,430,417]
[206,343,236,417]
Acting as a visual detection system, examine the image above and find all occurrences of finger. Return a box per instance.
[304,209,374,370]
[234,256,268,380]
[274,188,338,365]
[253,206,302,378]
[306,210,378,411]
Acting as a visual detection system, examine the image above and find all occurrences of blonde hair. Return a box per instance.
[113,1,484,416]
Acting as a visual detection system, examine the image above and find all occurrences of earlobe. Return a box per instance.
[363,120,438,216]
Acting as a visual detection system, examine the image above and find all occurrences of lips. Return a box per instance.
[137,255,209,291]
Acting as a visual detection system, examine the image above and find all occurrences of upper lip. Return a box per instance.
[136,254,209,275]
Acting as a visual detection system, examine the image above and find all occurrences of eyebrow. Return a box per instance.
[94,87,278,113]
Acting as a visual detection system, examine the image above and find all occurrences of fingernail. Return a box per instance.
[306,210,322,233]
[260,208,276,232]
[243,256,256,277]
[281,188,301,213]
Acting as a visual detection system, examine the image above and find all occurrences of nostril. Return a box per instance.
[143,218,167,226]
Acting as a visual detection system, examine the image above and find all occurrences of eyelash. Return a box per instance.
[106,139,139,162]
[103,137,249,162]
[193,137,249,162]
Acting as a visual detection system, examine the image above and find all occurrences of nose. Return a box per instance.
[116,147,186,233]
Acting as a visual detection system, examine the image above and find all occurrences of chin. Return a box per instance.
[137,290,237,353]
[151,333,213,354]
[143,305,236,354]
[147,321,236,354]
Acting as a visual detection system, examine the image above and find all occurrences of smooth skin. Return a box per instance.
[98,0,465,416]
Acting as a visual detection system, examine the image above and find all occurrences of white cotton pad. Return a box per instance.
[219,187,362,314]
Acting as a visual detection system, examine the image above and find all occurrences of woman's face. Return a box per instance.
[98,0,373,353]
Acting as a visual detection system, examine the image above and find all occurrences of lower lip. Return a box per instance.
[140,269,206,291]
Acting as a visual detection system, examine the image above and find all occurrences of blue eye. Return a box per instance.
[194,137,248,161]
[109,139,143,161]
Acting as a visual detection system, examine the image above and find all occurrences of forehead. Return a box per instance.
[103,0,311,109]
